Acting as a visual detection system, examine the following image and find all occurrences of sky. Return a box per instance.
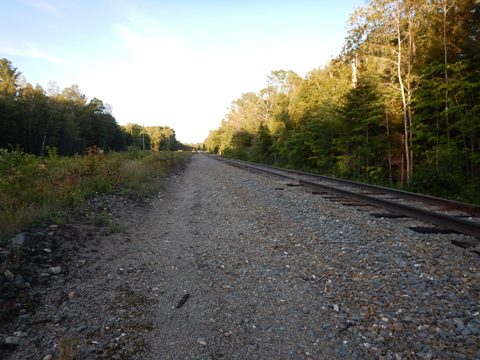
[0,0,365,143]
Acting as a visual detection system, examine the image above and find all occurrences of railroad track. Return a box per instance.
[209,155,480,252]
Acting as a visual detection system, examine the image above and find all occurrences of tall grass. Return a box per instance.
[0,147,190,239]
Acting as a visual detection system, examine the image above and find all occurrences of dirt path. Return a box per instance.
[2,154,479,359]
[138,154,341,359]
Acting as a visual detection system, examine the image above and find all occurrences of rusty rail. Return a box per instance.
[212,155,480,239]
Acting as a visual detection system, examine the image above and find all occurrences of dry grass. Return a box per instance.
[0,148,190,240]
[58,337,80,360]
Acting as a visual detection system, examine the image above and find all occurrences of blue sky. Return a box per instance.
[1,0,365,143]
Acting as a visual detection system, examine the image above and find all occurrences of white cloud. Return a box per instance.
[76,17,330,143]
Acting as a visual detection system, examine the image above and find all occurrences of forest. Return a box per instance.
[205,0,480,202]
[0,58,185,155]
[0,59,193,237]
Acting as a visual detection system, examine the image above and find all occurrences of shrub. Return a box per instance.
[407,168,462,198]
[0,149,190,239]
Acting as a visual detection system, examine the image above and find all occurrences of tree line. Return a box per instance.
[205,0,480,201]
[0,58,185,155]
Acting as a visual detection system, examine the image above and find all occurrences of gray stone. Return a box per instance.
[338,345,348,358]
[3,336,22,347]
[453,318,465,330]
[4,269,14,281]
[15,274,25,287]
[10,233,27,247]
[466,323,480,335]
[49,266,62,274]
[77,324,88,333]
[351,314,361,322]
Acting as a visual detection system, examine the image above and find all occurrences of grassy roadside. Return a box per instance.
[0,147,190,240]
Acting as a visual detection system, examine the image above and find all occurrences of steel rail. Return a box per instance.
[218,158,293,180]
[216,156,480,216]
[213,156,480,239]
[299,179,480,238]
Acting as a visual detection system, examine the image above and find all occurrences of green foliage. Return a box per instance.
[339,78,389,181]
[120,150,190,196]
[88,211,123,233]
[0,59,187,156]
[0,58,20,97]
[0,149,190,238]
[204,0,480,202]
[407,168,462,198]
[247,125,274,164]
[122,124,183,151]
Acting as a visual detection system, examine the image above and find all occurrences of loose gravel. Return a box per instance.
[2,154,479,359]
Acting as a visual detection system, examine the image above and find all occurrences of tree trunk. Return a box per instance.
[40,114,52,157]
[435,91,440,170]
[395,4,411,183]
[408,94,414,176]
[351,53,358,88]
[366,123,369,179]
[407,12,415,178]
[400,140,405,187]
[443,0,454,141]
[385,109,393,184]
[462,133,469,176]
[471,136,476,178]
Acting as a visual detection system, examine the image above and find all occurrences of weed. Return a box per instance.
[0,149,190,238]
[87,211,123,233]
[58,336,80,360]
[46,211,71,226]
[89,212,112,227]
[107,221,125,234]
[10,247,24,262]
[2,282,18,298]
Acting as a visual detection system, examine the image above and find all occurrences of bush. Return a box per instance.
[407,168,462,198]
[0,149,190,239]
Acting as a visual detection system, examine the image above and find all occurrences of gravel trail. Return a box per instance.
[141,154,479,359]
[2,153,479,359]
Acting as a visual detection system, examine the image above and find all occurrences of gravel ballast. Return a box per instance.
[1,154,479,359]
